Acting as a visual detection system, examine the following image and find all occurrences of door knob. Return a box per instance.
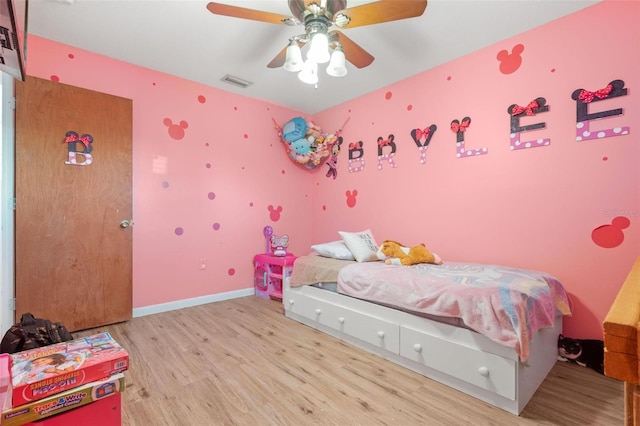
[120,220,132,229]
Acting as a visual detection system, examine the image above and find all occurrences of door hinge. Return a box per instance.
[9,197,15,210]
[8,298,15,311]
[8,96,15,110]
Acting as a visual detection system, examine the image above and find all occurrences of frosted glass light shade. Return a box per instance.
[326,47,347,77]
[283,41,303,72]
[298,60,318,84]
[307,33,330,64]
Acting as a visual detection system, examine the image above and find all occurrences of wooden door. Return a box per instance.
[15,76,132,332]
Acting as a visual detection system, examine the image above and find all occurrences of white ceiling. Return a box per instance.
[27,0,600,114]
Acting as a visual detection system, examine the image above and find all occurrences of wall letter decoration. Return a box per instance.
[572,79,629,142]
[64,131,94,166]
[451,117,486,158]
[348,141,365,173]
[377,134,397,170]
[411,125,437,164]
[508,97,550,150]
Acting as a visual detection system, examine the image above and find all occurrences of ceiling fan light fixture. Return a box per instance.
[326,45,347,77]
[307,32,330,64]
[298,60,319,85]
[283,40,303,72]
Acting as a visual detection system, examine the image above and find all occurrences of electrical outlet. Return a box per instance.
[199,258,206,270]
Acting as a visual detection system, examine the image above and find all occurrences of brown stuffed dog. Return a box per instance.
[376,240,443,266]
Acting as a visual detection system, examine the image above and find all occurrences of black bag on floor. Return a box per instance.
[0,313,74,354]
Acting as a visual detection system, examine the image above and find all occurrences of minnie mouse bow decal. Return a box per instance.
[64,130,94,166]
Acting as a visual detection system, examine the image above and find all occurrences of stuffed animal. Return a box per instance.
[376,240,443,266]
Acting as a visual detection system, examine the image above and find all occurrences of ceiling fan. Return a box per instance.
[206,0,428,74]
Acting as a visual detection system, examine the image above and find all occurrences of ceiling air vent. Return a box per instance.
[220,74,253,89]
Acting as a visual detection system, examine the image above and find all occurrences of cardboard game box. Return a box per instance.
[9,332,128,407]
[1,373,125,426]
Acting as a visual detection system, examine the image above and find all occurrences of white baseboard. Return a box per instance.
[132,288,255,318]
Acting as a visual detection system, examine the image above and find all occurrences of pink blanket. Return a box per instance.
[337,262,572,362]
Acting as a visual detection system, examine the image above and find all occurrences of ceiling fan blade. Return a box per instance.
[334,0,427,29]
[267,44,290,69]
[206,2,294,25]
[329,31,374,69]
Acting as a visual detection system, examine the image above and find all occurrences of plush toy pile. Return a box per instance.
[277,116,340,170]
[376,240,443,266]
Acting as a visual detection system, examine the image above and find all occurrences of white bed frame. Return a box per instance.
[283,277,562,415]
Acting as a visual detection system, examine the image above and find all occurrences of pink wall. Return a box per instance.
[312,0,639,339]
[24,0,638,339]
[25,38,316,308]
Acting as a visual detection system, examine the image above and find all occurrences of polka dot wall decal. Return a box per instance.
[447,76,452,80]
[212,223,220,230]
[551,68,556,73]
[162,181,170,188]
[228,268,236,276]
[243,134,248,139]
[281,170,286,174]
[249,202,254,207]
[197,95,206,103]
[175,227,184,236]
[68,54,74,59]
[208,192,216,200]
[385,91,392,100]
[407,105,413,111]
[322,205,326,210]
[51,75,60,82]
[205,163,212,169]
[234,106,238,110]
[152,82,157,86]
[205,142,210,147]
[603,157,608,161]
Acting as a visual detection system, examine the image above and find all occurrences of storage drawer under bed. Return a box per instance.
[400,326,517,400]
[286,293,400,354]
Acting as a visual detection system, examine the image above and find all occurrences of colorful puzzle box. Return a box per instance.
[1,373,125,426]
[9,332,128,407]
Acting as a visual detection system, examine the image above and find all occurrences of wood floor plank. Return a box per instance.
[75,296,623,425]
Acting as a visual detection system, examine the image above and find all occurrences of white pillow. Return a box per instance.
[310,241,355,260]
[338,229,379,263]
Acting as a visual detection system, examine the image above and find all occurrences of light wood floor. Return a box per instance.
[76,296,623,426]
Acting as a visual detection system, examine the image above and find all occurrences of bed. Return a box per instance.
[282,254,572,415]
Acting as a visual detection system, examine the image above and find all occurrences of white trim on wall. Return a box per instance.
[0,72,16,335]
[132,288,255,318]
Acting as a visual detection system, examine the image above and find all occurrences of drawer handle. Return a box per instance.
[315,308,322,315]
[413,344,422,353]
[377,331,385,339]
[288,299,294,305]
[338,317,345,324]
[478,366,490,377]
